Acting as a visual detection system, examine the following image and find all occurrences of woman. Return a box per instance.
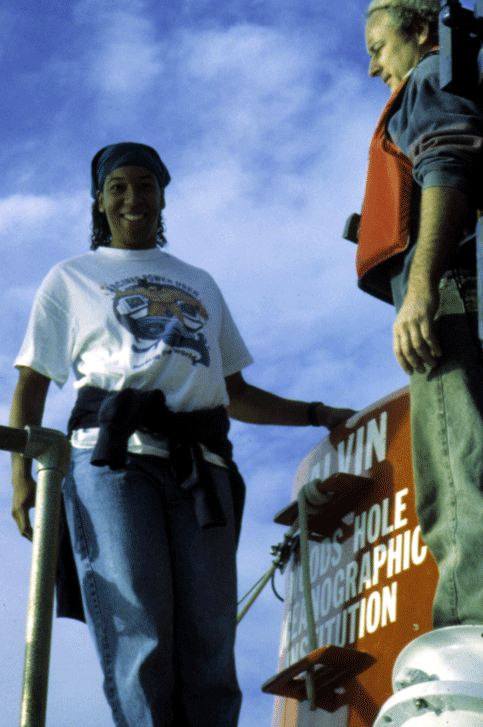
[10,142,354,727]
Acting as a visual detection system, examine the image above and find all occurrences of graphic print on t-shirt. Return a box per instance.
[102,276,210,366]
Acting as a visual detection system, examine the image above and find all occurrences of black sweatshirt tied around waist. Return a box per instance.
[56,386,245,622]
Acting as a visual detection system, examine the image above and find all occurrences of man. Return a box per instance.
[358,0,483,627]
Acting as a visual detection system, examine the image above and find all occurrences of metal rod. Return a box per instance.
[0,424,28,454]
[19,466,64,727]
[16,426,71,727]
[237,562,279,624]
[236,521,298,624]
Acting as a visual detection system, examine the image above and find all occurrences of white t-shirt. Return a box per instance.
[16,246,253,417]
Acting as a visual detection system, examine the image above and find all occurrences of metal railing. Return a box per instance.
[0,424,70,727]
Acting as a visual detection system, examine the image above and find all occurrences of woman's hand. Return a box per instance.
[12,469,36,541]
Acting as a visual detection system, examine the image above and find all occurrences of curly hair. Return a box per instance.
[90,201,168,250]
[366,0,440,38]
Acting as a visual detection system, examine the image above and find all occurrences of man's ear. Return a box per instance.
[414,19,432,49]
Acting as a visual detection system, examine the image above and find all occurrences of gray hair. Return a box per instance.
[366,0,440,38]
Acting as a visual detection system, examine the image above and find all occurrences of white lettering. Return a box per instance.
[365,412,387,469]
[325,617,336,643]
[387,533,403,578]
[311,583,320,620]
[347,602,360,643]
[366,591,381,634]
[367,503,381,543]
[338,432,355,473]
[359,597,366,638]
[354,426,365,475]
[381,581,397,626]
[335,609,348,647]
[412,526,427,565]
[403,529,411,570]
[395,488,408,529]
[358,551,372,593]
[299,600,308,636]
[381,497,394,536]
[321,578,332,617]
[333,569,345,609]
[309,544,320,580]
[353,511,367,553]
[372,544,387,586]
[345,561,358,601]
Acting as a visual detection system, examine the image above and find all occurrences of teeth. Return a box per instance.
[124,214,144,221]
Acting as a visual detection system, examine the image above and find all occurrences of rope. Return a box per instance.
[236,475,335,710]
[297,487,318,710]
[236,522,298,624]
[238,571,273,606]
[297,480,334,710]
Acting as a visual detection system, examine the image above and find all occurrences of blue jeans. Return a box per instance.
[62,449,242,727]
[410,274,483,627]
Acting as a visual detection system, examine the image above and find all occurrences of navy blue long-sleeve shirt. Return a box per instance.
[380,51,483,309]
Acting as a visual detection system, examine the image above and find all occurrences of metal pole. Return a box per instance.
[20,467,64,727]
[17,426,71,727]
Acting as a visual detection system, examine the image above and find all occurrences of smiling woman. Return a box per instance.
[97,166,166,250]
[9,141,355,727]
[90,142,170,250]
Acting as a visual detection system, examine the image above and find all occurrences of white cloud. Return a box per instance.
[88,15,163,95]
[0,192,89,241]
[72,0,165,126]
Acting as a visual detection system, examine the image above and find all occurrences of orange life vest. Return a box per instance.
[356,77,413,287]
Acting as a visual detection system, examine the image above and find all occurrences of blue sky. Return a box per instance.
[0,0,473,725]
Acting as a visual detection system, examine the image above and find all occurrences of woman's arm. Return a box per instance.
[225,371,355,430]
[9,366,51,540]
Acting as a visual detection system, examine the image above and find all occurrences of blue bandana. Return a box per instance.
[91,142,171,198]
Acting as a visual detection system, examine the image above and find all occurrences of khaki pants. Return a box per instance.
[410,274,483,627]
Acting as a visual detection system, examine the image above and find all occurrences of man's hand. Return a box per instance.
[391,186,468,375]
[11,472,36,541]
[393,283,443,374]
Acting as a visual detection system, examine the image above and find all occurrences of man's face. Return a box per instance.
[365,9,426,93]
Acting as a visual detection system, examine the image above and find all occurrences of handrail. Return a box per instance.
[0,424,28,454]
[3,424,71,727]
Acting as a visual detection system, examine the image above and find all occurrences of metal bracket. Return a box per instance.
[23,425,71,475]
[273,472,374,537]
[262,645,376,713]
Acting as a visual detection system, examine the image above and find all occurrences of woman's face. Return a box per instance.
[97,166,165,250]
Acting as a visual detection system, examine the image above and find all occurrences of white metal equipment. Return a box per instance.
[374,626,483,727]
